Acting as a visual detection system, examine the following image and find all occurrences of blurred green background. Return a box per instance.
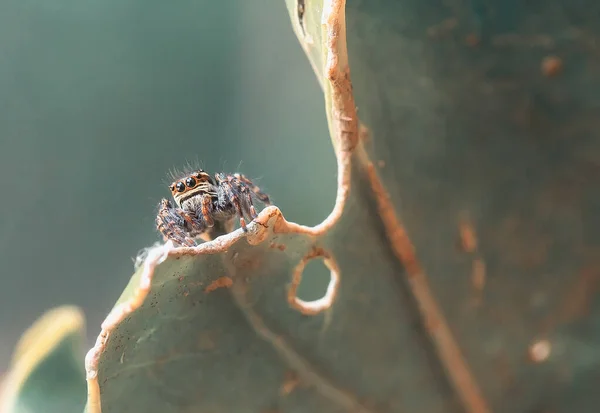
[0,0,334,368]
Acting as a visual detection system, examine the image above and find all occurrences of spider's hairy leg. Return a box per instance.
[237,178,259,219]
[156,199,200,247]
[234,173,271,205]
[214,173,249,231]
[213,172,272,232]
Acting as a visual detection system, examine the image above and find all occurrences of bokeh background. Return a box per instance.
[0,0,335,367]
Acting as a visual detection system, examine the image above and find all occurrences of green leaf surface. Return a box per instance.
[85,0,600,412]
[1,306,87,413]
[342,1,600,412]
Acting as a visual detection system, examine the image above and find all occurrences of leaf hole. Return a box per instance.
[288,251,340,316]
[297,259,332,302]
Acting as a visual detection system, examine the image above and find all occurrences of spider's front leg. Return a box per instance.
[156,199,204,247]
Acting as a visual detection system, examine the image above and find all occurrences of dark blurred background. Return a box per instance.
[0,0,334,367]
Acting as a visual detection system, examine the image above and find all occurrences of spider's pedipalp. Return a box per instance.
[201,195,215,228]
[156,198,202,247]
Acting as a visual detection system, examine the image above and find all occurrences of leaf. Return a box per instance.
[85,0,600,412]
[1,306,87,413]
[337,1,600,412]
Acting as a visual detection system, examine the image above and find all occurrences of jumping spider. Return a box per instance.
[156,169,271,247]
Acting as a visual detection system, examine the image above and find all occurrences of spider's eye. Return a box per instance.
[175,182,186,192]
[169,184,175,192]
[185,177,196,187]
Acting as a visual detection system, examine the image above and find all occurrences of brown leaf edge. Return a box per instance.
[84,1,491,413]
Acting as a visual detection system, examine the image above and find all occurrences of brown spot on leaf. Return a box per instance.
[541,55,563,77]
[528,340,551,363]
[204,276,233,293]
[280,371,300,396]
[305,246,328,260]
[269,242,286,251]
[459,219,478,253]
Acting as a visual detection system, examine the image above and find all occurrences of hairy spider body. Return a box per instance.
[156,169,271,246]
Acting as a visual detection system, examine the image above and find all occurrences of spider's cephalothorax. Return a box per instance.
[156,169,271,246]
